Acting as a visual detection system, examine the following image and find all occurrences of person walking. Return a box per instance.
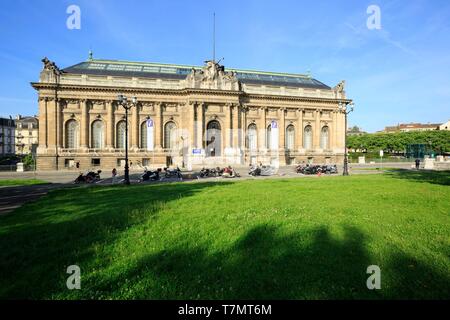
[112,168,117,184]
[415,158,421,170]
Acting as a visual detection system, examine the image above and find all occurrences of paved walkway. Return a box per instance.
[0,183,65,215]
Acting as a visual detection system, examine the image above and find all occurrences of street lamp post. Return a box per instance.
[338,101,354,176]
[117,94,137,185]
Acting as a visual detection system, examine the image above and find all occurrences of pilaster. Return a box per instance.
[297,108,303,150]
[106,100,114,149]
[80,99,89,149]
[279,108,286,149]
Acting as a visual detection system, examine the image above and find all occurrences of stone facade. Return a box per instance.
[32,57,352,171]
[0,118,15,156]
[15,115,39,155]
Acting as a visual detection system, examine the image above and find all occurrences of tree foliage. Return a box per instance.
[347,130,450,154]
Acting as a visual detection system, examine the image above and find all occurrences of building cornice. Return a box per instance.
[31,82,352,105]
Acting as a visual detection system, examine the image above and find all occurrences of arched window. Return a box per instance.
[320,126,329,149]
[116,120,127,149]
[65,119,79,149]
[164,121,177,149]
[247,123,257,150]
[141,121,147,149]
[91,120,104,149]
[286,125,295,150]
[303,125,312,150]
[266,124,272,149]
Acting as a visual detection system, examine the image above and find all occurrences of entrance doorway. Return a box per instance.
[206,120,221,157]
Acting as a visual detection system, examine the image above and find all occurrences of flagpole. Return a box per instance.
[213,12,215,62]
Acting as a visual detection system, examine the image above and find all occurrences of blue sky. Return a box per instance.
[0,0,449,132]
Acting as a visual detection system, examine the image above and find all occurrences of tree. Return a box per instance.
[347,130,450,154]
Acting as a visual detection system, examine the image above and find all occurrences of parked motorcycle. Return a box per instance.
[163,167,183,180]
[324,164,338,175]
[221,166,240,178]
[249,165,275,176]
[74,170,102,184]
[199,167,220,178]
[295,164,338,175]
[141,168,161,182]
[199,167,211,178]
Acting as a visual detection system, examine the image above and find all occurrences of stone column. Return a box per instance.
[38,97,48,148]
[80,99,89,149]
[258,107,266,150]
[131,103,139,149]
[106,100,114,149]
[297,108,303,150]
[314,109,321,148]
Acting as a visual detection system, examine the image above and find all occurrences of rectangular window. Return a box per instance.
[65,159,75,168]
[142,158,150,167]
[117,158,126,167]
[91,158,101,166]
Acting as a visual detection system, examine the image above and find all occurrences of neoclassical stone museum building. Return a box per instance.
[32,57,351,171]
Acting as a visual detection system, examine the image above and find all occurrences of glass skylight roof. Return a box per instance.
[64,60,330,89]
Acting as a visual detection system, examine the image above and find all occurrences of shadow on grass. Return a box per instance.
[385,169,450,186]
[1,180,449,299]
[87,225,450,299]
[0,181,231,299]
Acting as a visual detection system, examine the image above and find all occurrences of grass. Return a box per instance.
[0,179,48,186]
[0,170,449,299]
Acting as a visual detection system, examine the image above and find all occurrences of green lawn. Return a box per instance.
[0,179,48,187]
[0,170,449,299]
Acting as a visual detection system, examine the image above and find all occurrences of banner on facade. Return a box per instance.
[270,120,279,150]
[146,119,154,151]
